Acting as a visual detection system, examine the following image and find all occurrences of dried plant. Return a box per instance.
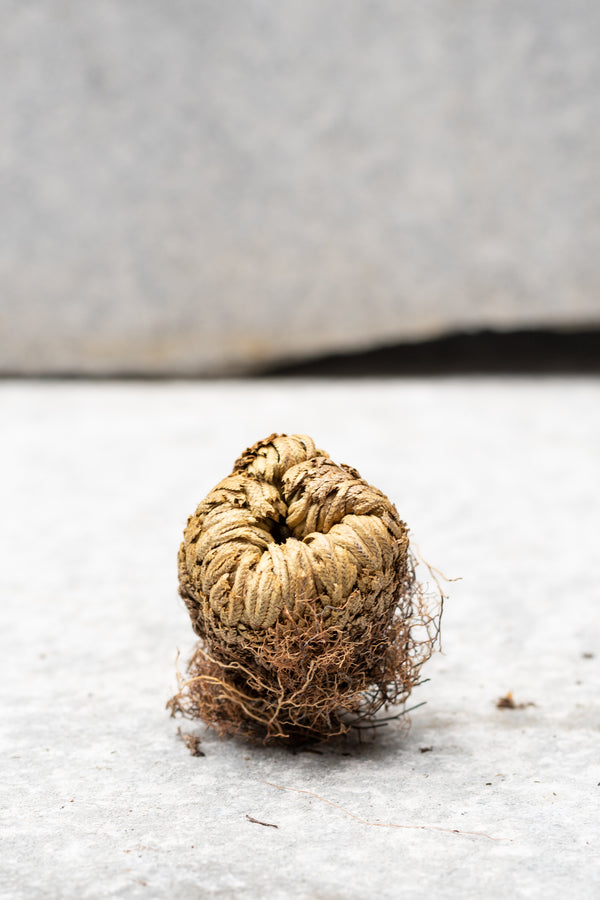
[168,434,442,744]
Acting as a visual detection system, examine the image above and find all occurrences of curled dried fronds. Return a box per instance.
[169,433,442,744]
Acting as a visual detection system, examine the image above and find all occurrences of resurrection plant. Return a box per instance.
[168,433,442,744]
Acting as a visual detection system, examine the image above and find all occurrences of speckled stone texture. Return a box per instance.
[2,1,599,374]
[1,378,599,898]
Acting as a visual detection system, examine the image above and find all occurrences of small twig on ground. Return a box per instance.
[176,727,205,757]
[246,814,278,828]
[496,691,536,710]
[261,781,510,842]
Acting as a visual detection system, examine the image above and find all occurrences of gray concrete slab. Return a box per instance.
[1,378,599,898]
[2,1,600,374]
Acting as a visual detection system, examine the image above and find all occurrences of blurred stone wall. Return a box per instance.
[1,0,598,374]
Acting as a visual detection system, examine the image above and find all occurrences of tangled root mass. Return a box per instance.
[168,434,442,743]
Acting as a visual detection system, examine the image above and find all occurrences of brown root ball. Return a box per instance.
[169,433,441,743]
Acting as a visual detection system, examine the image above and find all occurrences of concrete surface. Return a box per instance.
[2,1,600,375]
[1,378,599,898]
